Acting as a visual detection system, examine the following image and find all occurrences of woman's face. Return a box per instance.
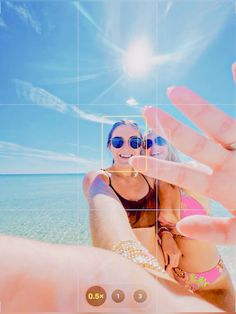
[109,124,142,166]
[145,132,169,160]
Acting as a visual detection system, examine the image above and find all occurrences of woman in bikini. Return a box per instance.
[84,120,157,255]
[83,120,163,258]
[143,129,235,311]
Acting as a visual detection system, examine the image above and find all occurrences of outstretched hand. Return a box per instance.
[130,63,236,244]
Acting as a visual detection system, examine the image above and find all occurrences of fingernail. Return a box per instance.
[167,86,176,97]
[142,105,152,116]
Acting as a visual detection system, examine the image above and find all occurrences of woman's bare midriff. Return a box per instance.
[159,209,220,273]
[132,225,221,277]
[174,235,220,272]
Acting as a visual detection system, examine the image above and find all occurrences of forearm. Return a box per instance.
[88,177,137,249]
[0,236,222,312]
[0,236,77,311]
[78,246,222,312]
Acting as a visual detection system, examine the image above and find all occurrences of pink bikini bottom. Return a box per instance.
[173,258,225,292]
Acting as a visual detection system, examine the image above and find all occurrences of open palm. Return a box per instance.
[130,63,236,244]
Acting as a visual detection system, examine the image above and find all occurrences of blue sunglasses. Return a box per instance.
[111,136,142,149]
[143,136,167,149]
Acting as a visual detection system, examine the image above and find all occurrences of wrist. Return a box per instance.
[158,226,172,238]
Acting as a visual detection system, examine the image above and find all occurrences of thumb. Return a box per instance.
[129,156,147,172]
[176,215,236,245]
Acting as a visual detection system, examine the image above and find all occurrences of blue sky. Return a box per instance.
[0,0,235,174]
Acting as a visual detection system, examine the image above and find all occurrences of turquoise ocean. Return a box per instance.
[0,174,235,287]
[0,174,90,245]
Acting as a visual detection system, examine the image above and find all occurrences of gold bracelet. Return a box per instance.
[111,240,164,273]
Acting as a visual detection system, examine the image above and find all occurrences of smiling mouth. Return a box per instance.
[119,154,133,158]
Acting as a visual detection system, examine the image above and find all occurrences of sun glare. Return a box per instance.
[123,39,153,78]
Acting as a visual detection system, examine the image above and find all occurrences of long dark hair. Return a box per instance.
[107,120,150,225]
[107,120,143,164]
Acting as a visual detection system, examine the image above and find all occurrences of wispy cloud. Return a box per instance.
[0,17,7,28]
[0,140,100,174]
[0,141,98,165]
[13,79,67,113]
[126,97,138,107]
[5,1,41,34]
[13,79,115,125]
[71,106,115,125]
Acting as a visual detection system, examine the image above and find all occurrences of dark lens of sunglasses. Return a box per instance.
[143,139,153,149]
[111,137,124,148]
[130,137,142,149]
[155,136,167,146]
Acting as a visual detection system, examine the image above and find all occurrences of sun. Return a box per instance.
[123,38,153,78]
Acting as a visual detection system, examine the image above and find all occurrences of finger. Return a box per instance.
[172,253,178,267]
[170,255,178,268]
[174,253,181,267]
[232,62,236,82]
[164,251,168,266]
[129,156,211,198]
[176,215,236,245]
[172,254,180,268]
[176,253,181,267]
[143,106,228,168]
[166,264,174,278]
[167,86,236,147]
[169,255,175,268]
